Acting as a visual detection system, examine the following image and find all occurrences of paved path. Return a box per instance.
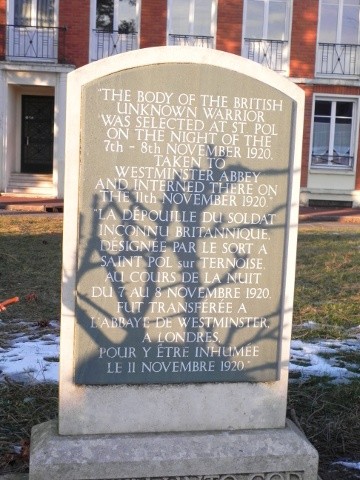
[299,206,360,224]
[0,195,63,213]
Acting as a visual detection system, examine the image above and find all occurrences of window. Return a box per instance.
[96,0,137,33]
[244,0,289,40]
[319,0,360,44]
[317,0,360,75]
[242,0,291,72]
[92,0,139,60]
[14,0,55,27]
[168,0,217,47]
[311,99,356,169]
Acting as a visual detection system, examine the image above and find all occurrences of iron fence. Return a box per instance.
[244,38,288,72]
[5,24,66,62]
[168,34,214,48]
[317,42,360,76]
[93,30,138,60]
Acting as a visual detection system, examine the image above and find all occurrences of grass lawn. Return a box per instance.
[0,214,62,329]
[0,215,359,479]
[294,224,360,340]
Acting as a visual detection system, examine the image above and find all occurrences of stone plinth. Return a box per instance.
[29,419,318,480]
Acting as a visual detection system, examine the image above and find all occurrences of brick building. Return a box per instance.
[0,0,359,206]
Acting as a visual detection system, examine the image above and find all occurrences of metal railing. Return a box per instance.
[311,154,354,169]
[92,30,138,60]
[168,34,214,48]
[317,43,360,76]
[244,38,288,72]
[5,24,66,62]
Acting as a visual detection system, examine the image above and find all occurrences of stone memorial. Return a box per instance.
[29,47,319,479]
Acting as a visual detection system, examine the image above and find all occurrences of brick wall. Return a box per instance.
[140,0,167,48]
[1,0,358,194]
[299,85,314,187]
[290,0,319,78]
[59,0,90,67]
[217,0,243,54]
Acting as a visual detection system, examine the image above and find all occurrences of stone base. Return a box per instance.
[29,420,318,480]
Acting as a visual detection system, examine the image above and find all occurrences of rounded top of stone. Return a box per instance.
[70,46,304,102]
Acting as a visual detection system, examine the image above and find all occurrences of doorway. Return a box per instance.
[21,95,54,174]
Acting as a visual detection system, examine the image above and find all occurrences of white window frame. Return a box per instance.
[316,0,360,77]
[242,0,292,75]
[167,0,217,48]
[309,94,359,172]
[89,0,141,62]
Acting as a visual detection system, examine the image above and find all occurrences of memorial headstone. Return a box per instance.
[29,47,318,480]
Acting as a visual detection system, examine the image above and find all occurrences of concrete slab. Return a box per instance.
[29,419,318,480]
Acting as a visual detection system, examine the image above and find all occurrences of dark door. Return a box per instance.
[21,95,54,174]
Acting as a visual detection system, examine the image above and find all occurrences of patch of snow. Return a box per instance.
[290,339,360,383]
[333,461,360,471]
[0,334,59,383]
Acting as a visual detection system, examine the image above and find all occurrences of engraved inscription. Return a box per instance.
[74,64,294,384]
[96,473,305,480]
